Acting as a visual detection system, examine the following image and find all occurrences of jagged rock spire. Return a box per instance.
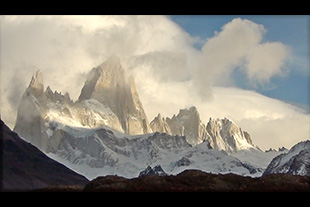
[151,106,257,152]
[151,106,209,146]
[14,70,47,149]
[206,118,257,153]
[78,56,124,102]
[27,70,44,97]
[150,113,171,135]
[78,56,152,135]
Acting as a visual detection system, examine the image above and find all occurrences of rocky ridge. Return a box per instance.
[150,107,257,152]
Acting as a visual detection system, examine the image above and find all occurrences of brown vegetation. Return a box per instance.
[80,170,310,192]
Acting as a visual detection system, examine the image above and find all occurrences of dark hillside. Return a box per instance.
[1,119,89,191]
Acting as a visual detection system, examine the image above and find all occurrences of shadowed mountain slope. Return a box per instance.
[1,119,89,191]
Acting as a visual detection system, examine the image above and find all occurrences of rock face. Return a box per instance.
[206,118,255,153]
[263,140,310,176]
[14,70,48,150]
[150,113,171,135]
[166,106,209,146]
[150,106,209,146]
[1,119,89,191]
[78,56,152,135]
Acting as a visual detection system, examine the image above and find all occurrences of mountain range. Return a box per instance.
[6,56,309,189]
[2,119,309,191]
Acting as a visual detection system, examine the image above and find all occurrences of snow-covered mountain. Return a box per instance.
[13,56,297,180]
[263,140,310,176]
[44,125,264,179]
[206,118,257,152]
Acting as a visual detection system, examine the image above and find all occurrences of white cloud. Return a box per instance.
[193,18,289,98]
[244,42,289,85]
[1,15,307,151]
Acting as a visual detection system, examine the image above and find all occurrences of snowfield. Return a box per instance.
[46,126,285,180]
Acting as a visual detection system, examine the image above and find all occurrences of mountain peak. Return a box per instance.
[97,55,122,74]
[189,106,197,111]
[78,57,152,135]
[78,56,125,102]
[27,70,44,97]
[29,70,43,86]
[206,117,257,152]
[156,113,162,119]
[160,106,208,146]
[176,106,201,124]
[179,106,199,116]
[138,165,168,177]
[45,85,53,99]
[150,113,171,135]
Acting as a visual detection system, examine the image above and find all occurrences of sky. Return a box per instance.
[0,15,309,150]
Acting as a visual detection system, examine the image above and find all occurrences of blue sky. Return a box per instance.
[170,15,310,112]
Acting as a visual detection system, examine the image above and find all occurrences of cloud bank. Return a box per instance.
[139,83,309,150]
[1,15,308,150]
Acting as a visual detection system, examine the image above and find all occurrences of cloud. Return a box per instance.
[193,18,289,98]
[0,15,195,127]
[1,15,307,151]
[0,15,195,93]
[244,42,289,85]
[127,50,189,82]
